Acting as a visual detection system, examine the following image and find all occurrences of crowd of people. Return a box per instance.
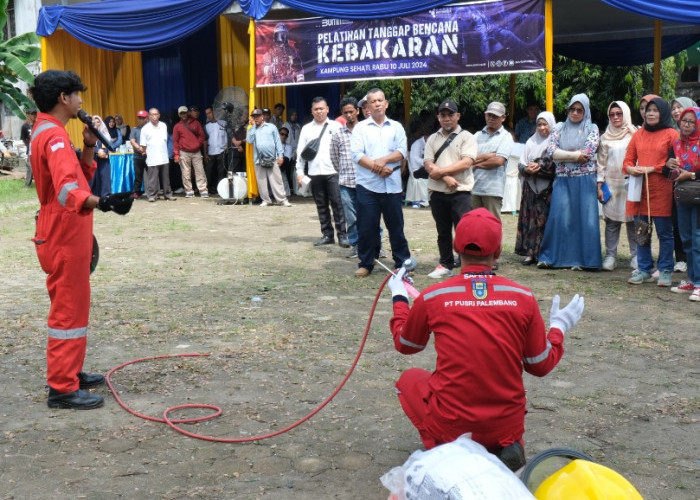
[21,87,700,298]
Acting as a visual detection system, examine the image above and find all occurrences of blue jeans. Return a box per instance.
[676,202,700,286]
[356,184,410,271]
[340,185,358,246]
[635,215,673,273]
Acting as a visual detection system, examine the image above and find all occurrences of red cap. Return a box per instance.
[453,208,502,256]
[137,110,148,118]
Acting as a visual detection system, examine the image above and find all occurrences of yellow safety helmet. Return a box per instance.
[534,459,644,500]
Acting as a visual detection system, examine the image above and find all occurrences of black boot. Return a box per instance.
[497,442,526,472]
[47,388,104,410]
[78,372,105,389]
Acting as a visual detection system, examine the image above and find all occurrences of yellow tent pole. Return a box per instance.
[40,36,47,70]
[247,17,258,199]
[653,20,662,95]
[545,0,553,112]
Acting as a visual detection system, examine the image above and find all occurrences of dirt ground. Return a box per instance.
[0,179,698,500]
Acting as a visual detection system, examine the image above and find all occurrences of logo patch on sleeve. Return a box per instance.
[48,137,65,152]
[471,278,488,300]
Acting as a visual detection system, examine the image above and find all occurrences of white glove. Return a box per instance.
[388,267,408,299]
[549,294,584,333]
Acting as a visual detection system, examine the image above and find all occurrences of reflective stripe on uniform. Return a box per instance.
[524,341,552,364]
[48,326,88,340]
[399,336,426,349]
[31,121,58,141]
[58,181,79,206]
[423,286,466,301]
[493,285,532,296]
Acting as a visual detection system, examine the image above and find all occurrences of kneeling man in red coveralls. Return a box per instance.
[29,70,133,410]
[387,208,584,471]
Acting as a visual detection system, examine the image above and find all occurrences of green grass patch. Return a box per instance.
[0,180,38,216]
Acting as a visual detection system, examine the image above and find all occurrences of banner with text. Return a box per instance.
[254,0,544,87]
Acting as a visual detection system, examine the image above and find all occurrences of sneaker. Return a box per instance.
[673,261,687,273]
[671,280,694,294]
[602,256,616,271]
[201,191,209,198]
[537,261,551,269]
[281,200,292,207]
[629,256,637,270]
[346,246,358,259]
[690,288,700,302]
[419,200,430,207]
[657,270,672,287]
[259,201,270,207]
[652,269,660,279]
[378,249,388,259]
[628,269,654,285]
[428,265,453,279]
[185,191,194,198]
[411,202,420,209]
[174,187,185,194]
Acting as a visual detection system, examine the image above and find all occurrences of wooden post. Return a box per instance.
[653,20,662,95]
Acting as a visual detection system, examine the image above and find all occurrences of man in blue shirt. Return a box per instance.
[246,108,291,207]
[350,88,411,277]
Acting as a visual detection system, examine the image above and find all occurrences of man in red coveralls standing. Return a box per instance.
[387,208,584,470]
[29,70,133,410]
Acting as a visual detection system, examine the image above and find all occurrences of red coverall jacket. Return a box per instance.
[390,265,564,450]
[31,113,97,393]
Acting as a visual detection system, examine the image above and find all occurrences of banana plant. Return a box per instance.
[1,0,40,120]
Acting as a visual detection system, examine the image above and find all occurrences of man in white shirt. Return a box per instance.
[139,108,175,202]
[204,106,228,195]
[296,97,348,247]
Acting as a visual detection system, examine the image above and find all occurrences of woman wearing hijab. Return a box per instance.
[669,96,697,272]
[667,107,700,301]
[515,111,555,265]
[624,97,678,286]
[597,101,638,271]
[89,115,113,197]
[104,115,123,150]
[638,94,659,126]
[113,114,130,143]
[537,94,600,269]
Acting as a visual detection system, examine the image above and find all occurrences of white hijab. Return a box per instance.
[520,111,556,194]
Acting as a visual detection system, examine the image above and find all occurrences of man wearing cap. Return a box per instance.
[296,96,348,247]
[423,100,478,279]
[21,108,37,187]
[247,108,291,207]
[262,108,272,123]
[350,88,410,277]
[129,110,149,199]
[472,101,514,220]
[387,207,585,471]
[204,105,228,195]
[173,105,208,198]
[358,95,371,120]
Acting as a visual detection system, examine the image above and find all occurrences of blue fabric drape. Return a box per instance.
[36,0,233,51]
[269,0,456,20]
[142,22,220,125]
[600,0,700,25]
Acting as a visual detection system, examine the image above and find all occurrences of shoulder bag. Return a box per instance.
[300,123,328,162]
[414,131,462,180]
[674,179,700,205]
[634,171,653,247]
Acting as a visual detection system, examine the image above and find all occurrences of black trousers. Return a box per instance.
[133,156,147,194]
[206,153,226,193]
[430,190,472,269]
[310,174,346,239]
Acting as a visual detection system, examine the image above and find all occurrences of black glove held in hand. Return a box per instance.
[98,192,133,215]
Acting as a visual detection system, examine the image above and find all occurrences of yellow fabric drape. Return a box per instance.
[41,31,145,146]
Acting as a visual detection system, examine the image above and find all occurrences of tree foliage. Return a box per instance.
[1,0,40,120]
[346,53,686,127]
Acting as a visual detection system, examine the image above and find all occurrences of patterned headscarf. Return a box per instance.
[672,107,700,172]
[601,101,636,142]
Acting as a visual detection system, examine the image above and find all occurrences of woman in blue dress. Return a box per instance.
[538,94,601,270]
